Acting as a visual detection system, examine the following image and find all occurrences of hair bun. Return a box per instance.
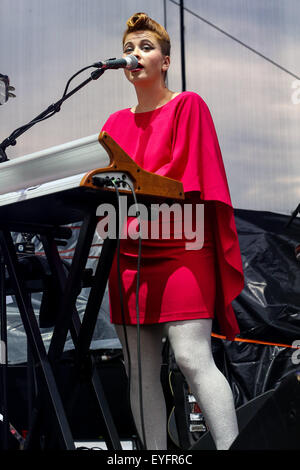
[126,12,149,29]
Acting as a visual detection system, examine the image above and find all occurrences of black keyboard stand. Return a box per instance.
[0,211,122,450]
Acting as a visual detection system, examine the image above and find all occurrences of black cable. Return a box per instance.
[109,181,132,401]
[1,63,100,152]
[110,180,146,449]
[179,0,186,92]
[111,178,146,448]
[15,66,95,136]
[169,0,300,81]
[61,65,96,98]
[94,174,146,449]
[6,109,60,146]
[123,182,146,449]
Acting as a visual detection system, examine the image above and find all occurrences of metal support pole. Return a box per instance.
[179,0,186,91]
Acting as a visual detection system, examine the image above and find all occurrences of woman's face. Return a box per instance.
[123,30,170,86]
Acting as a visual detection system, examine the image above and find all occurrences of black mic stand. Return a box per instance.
[0,64,107,449]
[0,67,105,163]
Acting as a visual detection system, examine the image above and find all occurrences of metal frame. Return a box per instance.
[0,208,122,450]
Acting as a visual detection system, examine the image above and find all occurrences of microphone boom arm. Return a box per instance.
[0,67,105,163]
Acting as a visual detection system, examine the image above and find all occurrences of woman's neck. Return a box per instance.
[133,82,176,113]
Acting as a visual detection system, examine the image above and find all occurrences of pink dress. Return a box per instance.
[101,91,244,340]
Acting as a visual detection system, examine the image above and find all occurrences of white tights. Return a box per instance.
[115,319,238,450]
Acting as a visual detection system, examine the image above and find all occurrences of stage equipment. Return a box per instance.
[0,73,15,106]
[191,371,300,450]
[0,132,183,449]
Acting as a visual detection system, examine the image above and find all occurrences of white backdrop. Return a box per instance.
[1,0,300,215]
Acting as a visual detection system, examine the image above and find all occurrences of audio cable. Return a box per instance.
[123,180,146,450]
[108,178,147,450]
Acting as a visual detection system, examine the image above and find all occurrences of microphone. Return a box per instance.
[93,55,138,70]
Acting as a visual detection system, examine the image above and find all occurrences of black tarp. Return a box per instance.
[167,208,300,448]
[221,208,300,406]
[233,208,300,344]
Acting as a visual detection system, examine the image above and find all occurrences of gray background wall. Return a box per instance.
[1,0,300,214]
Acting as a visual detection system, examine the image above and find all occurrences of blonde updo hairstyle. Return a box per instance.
[123,12,171,80]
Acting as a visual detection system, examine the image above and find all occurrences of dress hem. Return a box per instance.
[111,310,214,325]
